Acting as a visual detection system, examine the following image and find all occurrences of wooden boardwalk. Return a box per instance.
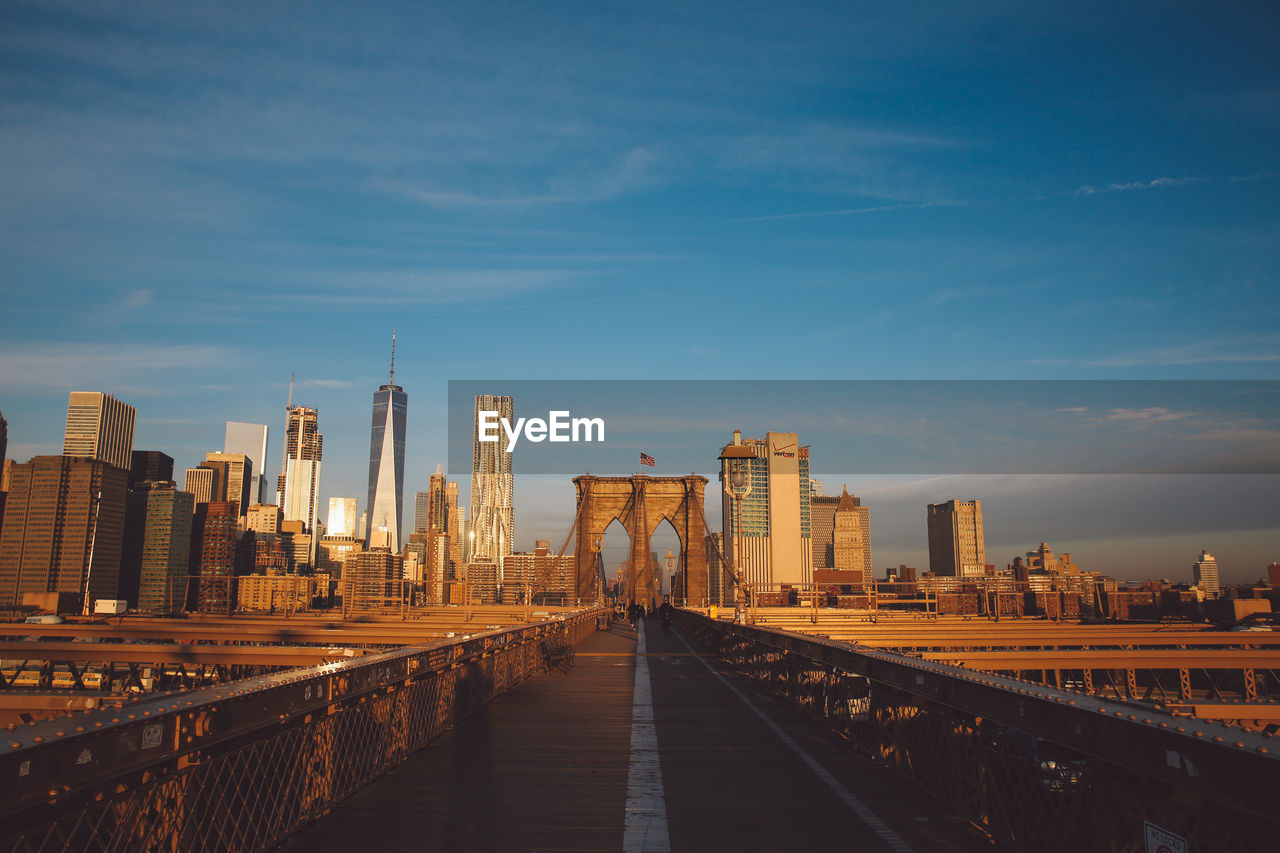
[282,618,992,852]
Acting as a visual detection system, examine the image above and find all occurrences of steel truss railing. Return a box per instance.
[674,610,1280,853]
[0,609,605,853]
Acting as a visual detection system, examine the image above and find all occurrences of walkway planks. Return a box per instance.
[283,618,992,852]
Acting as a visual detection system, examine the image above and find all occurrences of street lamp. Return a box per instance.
[719,442,755,624]
[466,529,475,621]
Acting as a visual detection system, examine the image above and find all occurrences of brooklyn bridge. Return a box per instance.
[2,600,1278,852]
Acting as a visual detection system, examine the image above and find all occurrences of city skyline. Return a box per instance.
[1,382,1275,587]
[1,2,1277,584]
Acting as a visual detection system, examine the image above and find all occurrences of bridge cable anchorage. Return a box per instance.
[672,628,914,853]
[624,620,671,852]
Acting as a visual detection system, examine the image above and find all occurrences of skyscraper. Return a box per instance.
[469,395,514,560]
[278,405,322,533]
[414,491,431,535]
[123,482,194,612]
[927,499,986,578]
[1193,549,1221,599]
[202,452,253,516]
[427,464,448,531]
[365,335,407,550]
[811,486,871,580]
[718,430,812,590]
[833,487,870,583]
[196,502,239,614]
[184,467,217,505]
[63,392,135,471]
[0,456,128,608]
[327,497,358,538]
[224,422,269,505]
[129,451,174,489]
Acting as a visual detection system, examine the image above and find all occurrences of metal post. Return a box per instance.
[81,488,103,616]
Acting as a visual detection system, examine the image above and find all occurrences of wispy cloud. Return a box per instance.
[300,378,358,389]
[377,147,666,209]
[123,289,154,310]
[1105,407,1195,424]
[1029,335,1280,368]
[0,342,239,393]
[737,199,967,223]
[1074,176,1204,195]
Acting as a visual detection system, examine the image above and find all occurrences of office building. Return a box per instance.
[718,430,812,590]
[63,392,135,471]
[317,534,363,576]
[0,456,128,608]
[501,541,576,605]
[196,502,239,614]
[425,465,454,531]
[1023,542,1082,575]
[237,573,317,614]
[463,557,500,604]
[414,490,431,535]
[833,488,870,582]
[202,452,253,516]
[365,341,407,550]
[811,486,871,582]
[224,422,269,505]
[927,499,986,578]
[454,504,467,559]
[279,520,315,572]
[129,451,174,489]
[278,405,322,538]
[124,482,194,613]
[346,549,402,611]
[1193,550,1221,599]
[245,503,282,537]
[327,497,359,538]
[469,395,514,560]
[184,467,217,505]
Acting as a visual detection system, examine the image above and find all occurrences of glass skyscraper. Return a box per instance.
[365,340,407,550]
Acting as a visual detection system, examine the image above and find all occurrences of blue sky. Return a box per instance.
[1,1,1277,581]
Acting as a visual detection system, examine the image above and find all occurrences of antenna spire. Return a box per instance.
[390,329,396,385]
[287,372,294,410]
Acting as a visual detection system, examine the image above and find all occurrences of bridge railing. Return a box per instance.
[674,609,1280,853]
[0,608,606,853]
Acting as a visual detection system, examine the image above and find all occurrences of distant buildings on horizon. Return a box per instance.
[0,386,1271,615]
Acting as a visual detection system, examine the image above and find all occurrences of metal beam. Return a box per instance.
[0,641,373,667]
[920,649,1280,669]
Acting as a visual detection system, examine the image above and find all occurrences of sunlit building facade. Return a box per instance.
[469,395,514,560]
[718,430,812,591]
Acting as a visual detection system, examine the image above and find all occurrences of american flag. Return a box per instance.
[640,452,656,467]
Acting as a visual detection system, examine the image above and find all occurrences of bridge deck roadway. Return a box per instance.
[282,618,991,852]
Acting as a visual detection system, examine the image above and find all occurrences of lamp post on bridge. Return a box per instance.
[465,529,474,622]
[719,443,755,625]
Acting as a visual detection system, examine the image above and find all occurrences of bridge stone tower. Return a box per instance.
[573,474,709,608]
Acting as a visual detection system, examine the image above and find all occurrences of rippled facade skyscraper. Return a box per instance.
[469,395,513,560]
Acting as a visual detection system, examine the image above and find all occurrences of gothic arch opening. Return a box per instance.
[572,474,709,608]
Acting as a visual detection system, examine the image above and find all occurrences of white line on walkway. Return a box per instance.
[624,621,671,853]
[674,629,913,853]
